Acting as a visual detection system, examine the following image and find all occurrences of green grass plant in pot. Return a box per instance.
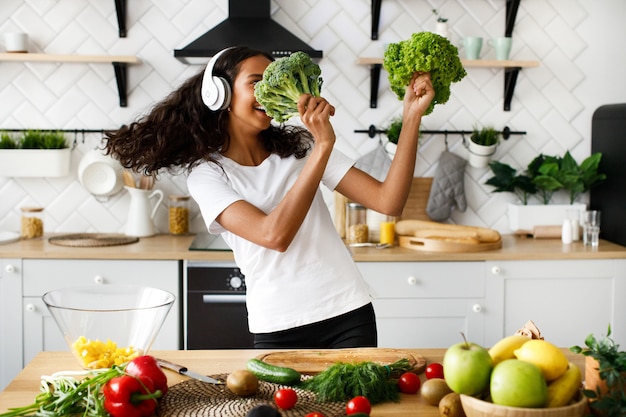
[467,126,500,168]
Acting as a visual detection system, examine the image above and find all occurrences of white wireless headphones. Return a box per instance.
[201,47,234,111]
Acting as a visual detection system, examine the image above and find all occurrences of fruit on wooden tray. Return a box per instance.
[490,359,548,407]
[441,327,582,411]
[443,338,493,396]
[513,339,569,381]
[488,334,531,365]
[545,362,582,407]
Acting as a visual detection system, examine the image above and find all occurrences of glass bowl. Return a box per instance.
[43,285,175,369]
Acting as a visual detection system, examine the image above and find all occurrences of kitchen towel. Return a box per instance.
[427,151,467,221]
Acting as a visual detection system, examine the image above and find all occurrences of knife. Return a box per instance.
[156,358,225,385]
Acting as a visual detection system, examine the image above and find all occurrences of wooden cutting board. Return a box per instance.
[255,348,427,375]
[399,235,502,252]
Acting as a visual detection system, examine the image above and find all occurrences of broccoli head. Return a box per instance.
[383,32,466,115]
[254,51,323,123]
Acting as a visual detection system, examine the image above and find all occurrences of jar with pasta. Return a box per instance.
[20,207,44,239]
[168,195,190,235]
[346,202,369,245]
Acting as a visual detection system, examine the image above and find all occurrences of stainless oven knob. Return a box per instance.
[229,276,243,289]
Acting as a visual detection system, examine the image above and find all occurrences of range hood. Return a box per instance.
[174,0,323,63]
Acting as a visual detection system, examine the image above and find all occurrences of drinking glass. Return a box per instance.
[583,210,601,247]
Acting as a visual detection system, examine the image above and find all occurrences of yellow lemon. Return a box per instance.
[513,339,568,381]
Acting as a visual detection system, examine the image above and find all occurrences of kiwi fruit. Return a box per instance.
[439,392,466,417]
[226,369,259,396]
[421,378,453,406]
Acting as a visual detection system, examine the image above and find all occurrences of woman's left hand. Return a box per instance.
[403,72,435,117]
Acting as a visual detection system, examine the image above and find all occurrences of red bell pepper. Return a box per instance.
[125,355,169,395]
[103,375,162,417]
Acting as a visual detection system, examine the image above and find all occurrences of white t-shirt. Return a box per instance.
[187,148,372,333]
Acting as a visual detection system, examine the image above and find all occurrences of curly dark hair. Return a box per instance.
[104,46,313,175]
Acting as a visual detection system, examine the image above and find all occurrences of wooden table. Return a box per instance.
[0,349,587,416]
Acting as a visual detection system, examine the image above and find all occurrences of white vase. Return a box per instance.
[466,140,497,168]
[435,21,449,38]
[507,203,586,232]
[0,148,71,177]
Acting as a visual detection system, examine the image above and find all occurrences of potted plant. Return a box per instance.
[570,325,626,417]
[432,9,449,38]
[383,116,403,157]
[485,151,604,232]
[0,130,71,177]
[467,126,499,168]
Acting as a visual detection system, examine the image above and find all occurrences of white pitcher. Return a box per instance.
[124,186,164,237]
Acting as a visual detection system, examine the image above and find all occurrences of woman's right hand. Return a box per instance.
[297,94,336,148]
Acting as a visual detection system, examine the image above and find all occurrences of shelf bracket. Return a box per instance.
[112,62,129,107]
[114,0,127,37]
[371,0,382,40]
[368,63,382,108]
[504,67,521,111]
[505,0,521,37]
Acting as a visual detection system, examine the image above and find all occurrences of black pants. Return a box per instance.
[253,303,378,349]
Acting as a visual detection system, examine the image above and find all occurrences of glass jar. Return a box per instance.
[346,203,369,244]
[168,195,190,235]
[20,206,44,239]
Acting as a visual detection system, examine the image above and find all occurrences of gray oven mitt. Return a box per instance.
[427,150,467,221]
[354,143,391,181]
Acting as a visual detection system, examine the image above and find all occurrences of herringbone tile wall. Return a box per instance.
[1,0,624,235]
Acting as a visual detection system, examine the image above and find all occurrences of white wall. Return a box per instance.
[0,0,624,235]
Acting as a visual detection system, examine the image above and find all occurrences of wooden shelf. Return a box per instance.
[356,57,538,68]
[356,57,539,110]
[0,53,140,107]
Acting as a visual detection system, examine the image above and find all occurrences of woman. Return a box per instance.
[105,46,434,349]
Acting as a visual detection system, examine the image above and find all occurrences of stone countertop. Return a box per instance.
[1,234,625,261]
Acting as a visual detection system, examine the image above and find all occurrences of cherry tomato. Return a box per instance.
[398,371,421,394]
[274,388,298,410]
[346,396,371,415]
[425,362,444,380]
[304,413,325,417]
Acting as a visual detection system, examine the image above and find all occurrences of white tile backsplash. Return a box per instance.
[0,0,624,236]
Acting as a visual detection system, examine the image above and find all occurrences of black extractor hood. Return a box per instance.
[174,0,323,63]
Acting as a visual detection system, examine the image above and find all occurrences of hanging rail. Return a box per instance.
[354,125,526,140]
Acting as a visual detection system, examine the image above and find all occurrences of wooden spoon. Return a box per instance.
[139,175,154,190]
[123,170,136,188]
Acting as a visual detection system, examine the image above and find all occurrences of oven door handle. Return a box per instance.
[202,294,246,303]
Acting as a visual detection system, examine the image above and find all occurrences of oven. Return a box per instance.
[186,260,255,349]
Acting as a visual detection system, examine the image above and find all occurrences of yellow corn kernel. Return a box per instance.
[71,336,139,369]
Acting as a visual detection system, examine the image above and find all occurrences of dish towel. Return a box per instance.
[426,150,467,221]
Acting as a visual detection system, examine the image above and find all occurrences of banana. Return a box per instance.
[488,335,531,365]
[546,362,582,407]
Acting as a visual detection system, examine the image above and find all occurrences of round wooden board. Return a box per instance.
[399,235,502,252]
[157,374,346,417]
[48,233,139,247]
[255,347,427,375]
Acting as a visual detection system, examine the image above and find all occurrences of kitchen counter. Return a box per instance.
[0,349,587,416]
[1,234,625,261]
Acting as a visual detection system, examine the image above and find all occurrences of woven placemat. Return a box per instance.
[48,233,139,247]
[157,375,346,417]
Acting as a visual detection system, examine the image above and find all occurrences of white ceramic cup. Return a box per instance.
[4,32,28,53]
[463,37,483,60]
[489,36,512,60]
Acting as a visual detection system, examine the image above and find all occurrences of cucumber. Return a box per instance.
[246,358,301,385]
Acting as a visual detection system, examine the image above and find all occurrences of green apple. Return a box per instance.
[443,340,493,396]
[490,359,548,408]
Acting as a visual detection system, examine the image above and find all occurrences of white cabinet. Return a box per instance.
[22,259,182,366]
[357,262,486,348]
[484,259,626,348]
[0,259,22,391]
